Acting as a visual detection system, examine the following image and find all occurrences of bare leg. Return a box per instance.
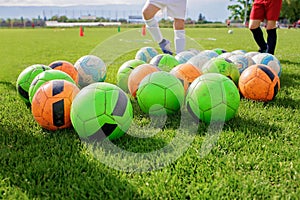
[142,4,160,20]
[142,4,163,43]
[142,3,173,55]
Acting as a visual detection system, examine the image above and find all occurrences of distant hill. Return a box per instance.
[0,5,145,20]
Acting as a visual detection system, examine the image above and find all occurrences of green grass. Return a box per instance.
[0,27,300,199]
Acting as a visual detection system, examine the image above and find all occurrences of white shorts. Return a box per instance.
[144,0,187,19]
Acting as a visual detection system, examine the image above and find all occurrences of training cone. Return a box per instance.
[80,26,84,37]
[142,24,146,36]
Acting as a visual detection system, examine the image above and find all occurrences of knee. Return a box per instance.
[249,20,261,30]
[174,19,185,30]
[142,9,150,20]
[249,23,259,30]
[266,24,276,30]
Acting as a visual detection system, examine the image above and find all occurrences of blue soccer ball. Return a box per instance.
[175,51,196,64]
[228,54,255,74]
[135,47,158,63]
[252,53,282,77]
[74,55,107,88]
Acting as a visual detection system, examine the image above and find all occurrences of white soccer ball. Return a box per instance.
[74,55,107,88]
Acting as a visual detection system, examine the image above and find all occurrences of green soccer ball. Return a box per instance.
[136,71,185,115]
[202,57,240,85]
[117,59,146,93]
[150,54,180,71]
[213,48,227,55]
[16,64,52,104]
[70,82,133,141]
[186,73,240,124]
[28,70,75,103]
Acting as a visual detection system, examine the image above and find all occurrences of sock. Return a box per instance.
[144,18,163,43]
[250,27,267,52]
[267,28,277,55]
[174,30,185,54]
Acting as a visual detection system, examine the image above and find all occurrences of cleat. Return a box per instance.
[258,44,268,53]
[159,39,173,55]
[258,49,267,53]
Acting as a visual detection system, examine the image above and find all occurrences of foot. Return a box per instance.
[258,49,267,53]
[258,44,268,53]
[159,39,173,55]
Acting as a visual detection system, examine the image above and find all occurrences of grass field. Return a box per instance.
[0,27,300,199]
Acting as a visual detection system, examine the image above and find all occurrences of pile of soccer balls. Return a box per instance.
[16,55,107,131]
[16,46,281,142]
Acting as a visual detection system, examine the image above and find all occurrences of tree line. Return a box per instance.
[1,1,298,28]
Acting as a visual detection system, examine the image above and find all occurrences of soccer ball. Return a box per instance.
[136,71,185,115]
[117,59,146,93]
[29,70,75,103]
[231,50,247,55]
[49,60,78,84]
[202,57,240,85]
[31,80,80,131]
[239,64,280,102]
[187,54,212,73]
[128,64,161,97]
[228,29,233,34]
[70,82,133,141]
[135,46,158,63]
[217,52,234,59]
[213,48,227,55]
[16,64,52,104]
[245,51,260,58]
[175,51,196,64]
[74,55,107,88]
[252,53,282,77]
[228,54,255,74]
[186,73,240,123]
[187,48,201,55]
[199,50,219,59]
[170,63,202,93]
[150,54,179,71]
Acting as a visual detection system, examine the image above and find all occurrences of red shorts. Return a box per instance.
[250,0,282,21]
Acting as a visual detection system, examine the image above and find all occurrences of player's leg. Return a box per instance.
[173,18,185,54]
[265,20,277,55]
[142,2,173,55]
[265,0,282,55]
[168,0,187,54]
[249,20,267,53]
[249,1,268,53]
[142,3,163,43]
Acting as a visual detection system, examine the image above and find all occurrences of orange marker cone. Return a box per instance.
[142,24,146,36]
[80,26,84,37]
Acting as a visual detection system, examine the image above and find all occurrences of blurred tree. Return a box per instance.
[58,15,68,22]
[227,0,252,21]
[50,15,59,21]
[281,0,300,23]
[198,13,206,24]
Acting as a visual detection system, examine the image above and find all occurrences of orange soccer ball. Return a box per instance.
[49,60,79,84]
[31,80,80,131]
[128,64,161,97]
[170,63,202,92]
[238,64,280,102]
